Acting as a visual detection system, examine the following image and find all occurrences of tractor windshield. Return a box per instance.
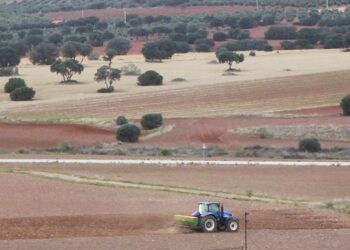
[198,204,208,214]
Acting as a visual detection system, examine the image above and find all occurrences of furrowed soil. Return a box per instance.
[0,171,349,249]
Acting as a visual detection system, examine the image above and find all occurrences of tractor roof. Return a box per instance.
[198,202,221,205]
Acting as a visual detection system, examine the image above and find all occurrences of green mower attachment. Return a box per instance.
[174,215,200,229]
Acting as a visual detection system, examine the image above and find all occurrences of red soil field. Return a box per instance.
[46,6,255,21]
[0,123,114,149]
[0,116,349,150]
[0,114,349,150]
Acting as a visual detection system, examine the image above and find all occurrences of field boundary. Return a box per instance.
[1,158,350,167]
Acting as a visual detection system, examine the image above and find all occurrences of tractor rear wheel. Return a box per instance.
[200,216,217,233]
[227,219,239,232]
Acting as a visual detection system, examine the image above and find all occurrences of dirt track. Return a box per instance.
[46,6,255,21]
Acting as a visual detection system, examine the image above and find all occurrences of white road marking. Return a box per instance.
[0,159,349,167]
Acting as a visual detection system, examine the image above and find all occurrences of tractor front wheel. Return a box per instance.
[227,219,239,232]
[200,216,217,233]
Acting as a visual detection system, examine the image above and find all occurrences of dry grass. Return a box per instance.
[0,49,350,119]
[233,125,350,142]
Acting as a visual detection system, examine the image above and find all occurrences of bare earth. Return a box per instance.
[0,169,349,249]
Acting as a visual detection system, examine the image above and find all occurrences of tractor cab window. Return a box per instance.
[208,204,220,213]
[199,204,208,214]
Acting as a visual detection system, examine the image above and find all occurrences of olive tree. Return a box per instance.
[216,48,245,71]
[0,47,21,76]
[94,65,121,91]
[30,43,58,65]
[103,38,131,68]
[50,59,84,83]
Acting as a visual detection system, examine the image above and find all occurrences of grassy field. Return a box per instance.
[0,49,350,120]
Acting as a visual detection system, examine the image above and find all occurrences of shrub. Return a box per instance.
[195,43,212,52]
[116,124,141,143]
[340,95,350,116]
[0,68,13,76]
[120,64,141,76]
[116,115,128,126]
[213,32,227,41]
[298,138,321,153]
[141,113,163,130]
[4,78,26,93]
[138,70,163,86]
[88,51,100,60]
[10,87,35,101]
[97,87,114,93]
[171,78,186,82]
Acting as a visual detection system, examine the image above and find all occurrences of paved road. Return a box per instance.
[0,159,349,167]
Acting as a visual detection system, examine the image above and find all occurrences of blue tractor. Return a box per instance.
[174,202,240,233]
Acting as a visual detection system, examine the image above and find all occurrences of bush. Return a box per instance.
[10,87,35,101]
[195,43,212,52]
[298,138,321,153]
[116,115,128,126]
[97,87,114,93]
[138,70,163,86]
[340,95,350,116]
[116,124,141,143]
[0,68,13,76]
[4,78,26,93]
[120,64,141,76]
[213,32,227,41]
[141,113,163,130]
[88,51,100,60]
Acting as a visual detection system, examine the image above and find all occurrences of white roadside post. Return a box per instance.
[202,144,207,160]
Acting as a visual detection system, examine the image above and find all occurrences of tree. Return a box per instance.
[61,41,80,59]
[30,43,58,65]
[48,33,63,45]
[142,40,176,62]
[104,38,131,67]
[0,46,20,68]
[343,32,350,50]
[88,32,104,46]
[50,59,84,83]
[94,65,121,90]
[213,32,227,42]
[340,95,350,116]
[216,49,245,71]
[78,44,93,63]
